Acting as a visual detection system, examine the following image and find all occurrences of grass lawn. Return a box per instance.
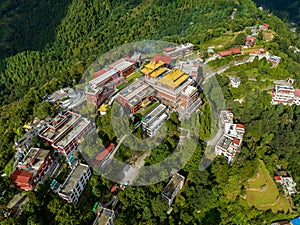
[117,83,128,91]
[245,160,292,213]
[137,101,158,116]
[198,34,236,50]
[126,71,143,83]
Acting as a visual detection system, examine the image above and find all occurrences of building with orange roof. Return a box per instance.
[10,148,54,191]
[153,55,171,65]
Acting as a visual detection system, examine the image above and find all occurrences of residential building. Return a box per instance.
[93,207,115,225]
[245,36,256,47]
[39,111,93,156]
[220,110,234,125]
[259,23,269,31]
[163,43,194,59]
[58,163,91,204]
[10,148,53,191]
[162,172,185,206]
[246,48,266,55]
[229,76,241,88]
[274,174,297,195]
[86,85,115,107]
[215,111,245,163]
[270,220,292,225]
[268,55,281,67]
[141,104,168,137]
[117,80,155,113]
[6,193,29,217]
[271,81,296,105]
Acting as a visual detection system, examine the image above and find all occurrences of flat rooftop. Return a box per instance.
[143,104,167,125]
[113,60,134,71]
[60,164,89,195]
[7,194,29,209]
[149,113,168,131]
[95,208,114,225]
[89,69,118,87]
[216,135,233,151]
[162,173,185,198]
[183,85,197,96]
[55,117,90,148]
[40,112,81,142]
[31,149,49,170]
[118,80,151,101]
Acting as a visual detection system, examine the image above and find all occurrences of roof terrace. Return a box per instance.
[60,163,89,196]
[162,173,185,199]
[40,112,81,142]
[55,117,90,148]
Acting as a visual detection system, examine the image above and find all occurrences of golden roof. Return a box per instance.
[159,69,189,89]
[150,67,167,77]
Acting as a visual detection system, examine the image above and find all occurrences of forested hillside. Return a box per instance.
[0,0,262,170]
[253,0,300,24]
[1,0,300,224]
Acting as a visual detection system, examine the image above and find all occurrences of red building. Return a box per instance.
[153,55,171,65]
[86,59,135,107]
[218,48,241,57]
[39,111,92,156]
[10,148,53,191]
[91,143,115,166]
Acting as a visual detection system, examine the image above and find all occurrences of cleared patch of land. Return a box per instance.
[245,160,292,213]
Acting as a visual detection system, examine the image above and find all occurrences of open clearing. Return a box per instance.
[245,159,292,213]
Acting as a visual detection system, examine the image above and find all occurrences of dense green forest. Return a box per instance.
[1,0,300,224]
[253,0,300,24]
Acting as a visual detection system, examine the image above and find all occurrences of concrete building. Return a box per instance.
[163,43,194,59]
[274,175,297,195]
[10,148,53,191]
[58,163,91,204]
[229,76,241,88]
[268,55,281,67]
[162,172,185,206]
[93,207,115,225]
[271,81,296,105]
[86,59,135,107]
[245,36,256,47]
[39,111,92,156]
[215,111,245,163]
[117,80,155,113]
[141,104,168,137]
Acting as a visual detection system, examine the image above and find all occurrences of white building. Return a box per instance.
[229,76,241,88]
[58,163,91,204]
[274,175,297,195]
[141,104,168,137]
[163,43,194,59]
[215,111,245,163]
[271,81,300,105]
